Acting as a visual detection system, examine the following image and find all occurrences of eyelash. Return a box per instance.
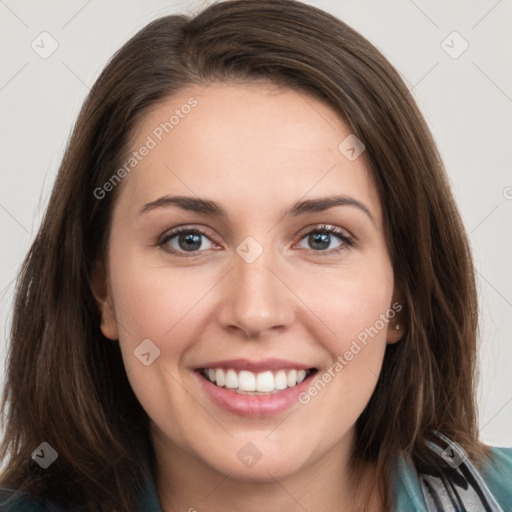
[157,224,354,258]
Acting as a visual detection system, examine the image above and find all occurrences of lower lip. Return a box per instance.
[195,371,316,418]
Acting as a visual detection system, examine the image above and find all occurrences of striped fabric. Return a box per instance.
[418,431,505,512]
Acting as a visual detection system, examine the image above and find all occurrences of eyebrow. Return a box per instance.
[139,195,375,224]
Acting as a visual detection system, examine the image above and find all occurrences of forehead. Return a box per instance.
[115,82,382,224]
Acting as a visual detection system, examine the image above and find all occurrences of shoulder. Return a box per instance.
[0,460,158,512]
[480,445,512,510]
[0,488,67,512]
[392,444,512,512]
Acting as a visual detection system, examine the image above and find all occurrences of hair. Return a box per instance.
[0,0,490,510]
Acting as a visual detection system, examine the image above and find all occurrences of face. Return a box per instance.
[94,82,402,483]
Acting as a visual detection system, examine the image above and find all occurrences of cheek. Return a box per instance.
[107,254,230,430]
[110,265,212,361]
[108,262,209,439]
[299,261,394,410]
[305,259,394,348]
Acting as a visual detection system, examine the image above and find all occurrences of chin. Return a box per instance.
[218,458,305,483]
[194,436,310,482]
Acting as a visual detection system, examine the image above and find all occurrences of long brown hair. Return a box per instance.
[0,0,489,510]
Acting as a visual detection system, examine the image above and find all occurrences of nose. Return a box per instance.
[217,247,295,339]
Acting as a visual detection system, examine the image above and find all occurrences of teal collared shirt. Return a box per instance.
[2,446,511,511]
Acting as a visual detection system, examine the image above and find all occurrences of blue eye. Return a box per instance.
[297,225,352,254]
[160,229,216,254]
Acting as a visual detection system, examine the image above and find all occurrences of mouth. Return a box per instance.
[193,358,320,417]
[197,367,318,395]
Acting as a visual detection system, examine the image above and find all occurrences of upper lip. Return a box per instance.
[196,358,315,372]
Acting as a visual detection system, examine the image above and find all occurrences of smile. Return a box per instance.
[194,360,319,417]
[199,368,317,394]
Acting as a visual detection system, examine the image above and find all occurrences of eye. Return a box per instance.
[159,226,218,256]
[157,224,353,258]
[296,224,353,255]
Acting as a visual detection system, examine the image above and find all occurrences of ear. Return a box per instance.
[386,288,405,345]
[91,262,119,340]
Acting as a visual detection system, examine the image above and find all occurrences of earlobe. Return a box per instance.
[387,289,405,344]
[99,302,119,340]
[91,263,119,340]
[100,319,118,340]
[387,322,403,344]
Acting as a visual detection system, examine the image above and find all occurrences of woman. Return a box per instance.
[1,0,510,511]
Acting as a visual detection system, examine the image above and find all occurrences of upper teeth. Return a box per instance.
[203,368,310,393]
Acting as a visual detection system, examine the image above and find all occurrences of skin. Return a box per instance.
[93,82,403,512]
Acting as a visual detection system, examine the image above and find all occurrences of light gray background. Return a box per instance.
[1,0,511,446]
